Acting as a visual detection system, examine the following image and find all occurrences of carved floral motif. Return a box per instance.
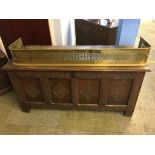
[80,81,96,100]
[52,83,69,99]
[24,85,40,99]
[109,80,132,104]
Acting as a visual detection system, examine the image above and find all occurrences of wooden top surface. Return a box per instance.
[2,62,151,72]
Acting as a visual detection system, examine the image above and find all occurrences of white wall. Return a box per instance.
[60,19,76,46]
[70,19,76,46]
[48,19,76,46]
[48,19,62,45]
[0,36,9,59]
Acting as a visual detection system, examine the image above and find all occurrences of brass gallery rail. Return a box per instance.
[9,37,151,67]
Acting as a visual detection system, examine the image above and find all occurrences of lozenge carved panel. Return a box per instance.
[107,79,133,105]
[21,78,44,102]
[78,79,100,104]
[49,79,72,104]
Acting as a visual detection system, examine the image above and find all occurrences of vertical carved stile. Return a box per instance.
[76,79,80,105]
[7,71,31,112]
[71,78,78,107]
[99,79,109,106]
[125,73,145,116]
[40,78,52,104]
[8,71,27,103]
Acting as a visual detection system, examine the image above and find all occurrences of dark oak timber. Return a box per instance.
[75,19,117,45]
[3,63,150,116]
[0,19,51,58]
[0,50,12,95]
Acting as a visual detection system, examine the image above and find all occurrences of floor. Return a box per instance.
[0,20,155,135]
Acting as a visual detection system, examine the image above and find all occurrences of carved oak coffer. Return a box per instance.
[3,64,149,116]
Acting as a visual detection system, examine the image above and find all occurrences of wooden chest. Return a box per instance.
[3,64,149,116]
